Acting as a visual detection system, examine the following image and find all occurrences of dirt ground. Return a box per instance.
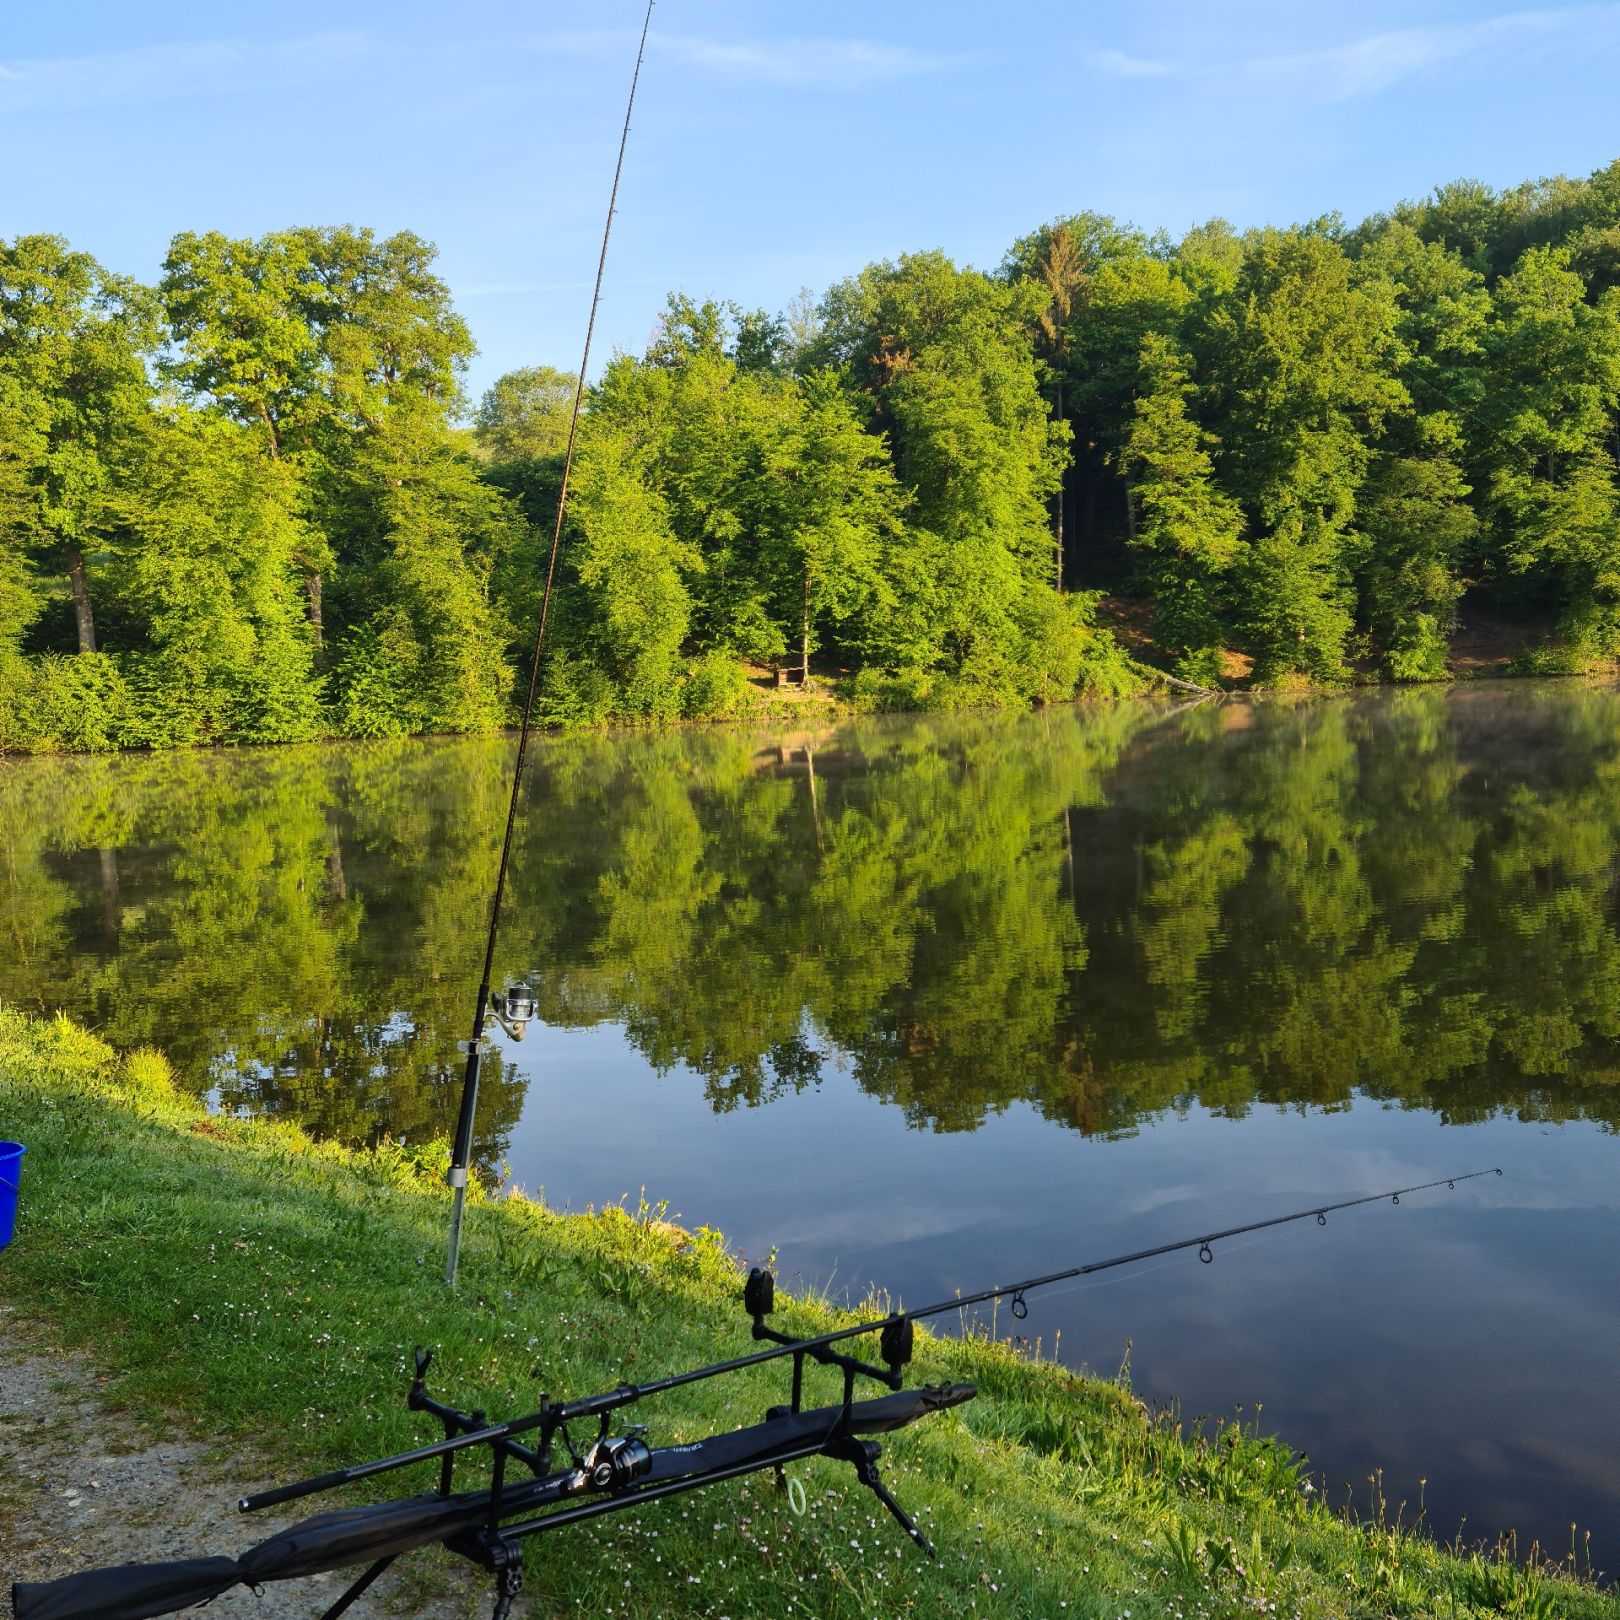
[0,1303,484,1618]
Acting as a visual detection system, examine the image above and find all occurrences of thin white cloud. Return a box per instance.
[657,32,964,86]
[1081,7,1619,102]
[540,28,965,89]
[456,277,665,299]
[1089,47,1174,79]
[1247,6,1620,101]
[0,30,367,114]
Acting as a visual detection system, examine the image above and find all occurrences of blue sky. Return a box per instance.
[4,2,1618,404]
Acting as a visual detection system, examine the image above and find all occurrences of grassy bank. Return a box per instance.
[1,1009,1612,1620]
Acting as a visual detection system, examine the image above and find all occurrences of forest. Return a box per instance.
[3,159,1620,751]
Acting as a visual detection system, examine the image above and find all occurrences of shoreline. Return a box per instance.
[5,661,1620,764]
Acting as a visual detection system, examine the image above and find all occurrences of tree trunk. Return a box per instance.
[325,814,347,901]
[259,405,282,460]
[67,547,96,654]
[305,568,324,651]
[805,748,824,855]
[801,577,811,685]
[1053,379,1065,591]
[1123,476,1138,544]
[97,846,120,945]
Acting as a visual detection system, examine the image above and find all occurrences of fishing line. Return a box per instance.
[446,0,656,1289]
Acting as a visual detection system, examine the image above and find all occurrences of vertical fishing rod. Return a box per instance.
[446,0,656,1290]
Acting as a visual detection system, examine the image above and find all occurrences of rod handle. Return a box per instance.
[241,1467,352,1513]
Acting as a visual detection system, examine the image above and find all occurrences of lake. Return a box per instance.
[2,685,1617,1574]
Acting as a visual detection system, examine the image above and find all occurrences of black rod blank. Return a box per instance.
[445,0,657,1291]
[255,1168,1498,1511]
[637,1169,1503,1396]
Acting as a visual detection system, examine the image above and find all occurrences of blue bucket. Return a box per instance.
[0,1142,24,1251]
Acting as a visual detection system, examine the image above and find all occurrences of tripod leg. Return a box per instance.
[854,1455,936,1558]
[318,1556,397,1620]
[490,1561,525,1620]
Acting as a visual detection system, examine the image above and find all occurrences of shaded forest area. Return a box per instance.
[3,161,1620,751]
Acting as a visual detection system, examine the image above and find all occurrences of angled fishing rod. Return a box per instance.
[446,0,655,1289]
[12,1171,1498,1620]
[434,1168,1505,1428]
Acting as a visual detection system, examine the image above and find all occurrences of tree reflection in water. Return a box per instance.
[5,684,1620,1169]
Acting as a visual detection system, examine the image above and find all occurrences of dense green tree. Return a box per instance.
[161,227,475,650]
[1003,216,1177,582]
[1353,221,1488,422]
[760,371,904,681]
[160,231,318,457]
[12,163,1620,756]
[814,252,1080,694]
[1346,223,1489,675]
[474,364,579,461]
[568,424,697,717]
[331,412,520,737]
[103,411,322,744]
[1176,218,1247,281]
[1198,229,1405,679]
[1562,160,1620,294]
[0,377,37,747]
[1473,248,1620,655]
[1383,178,1509,278]
[579,305,780,666]
[281,226,470,427]
[1357,432,1478,680]
[1002,222,1091,586]
[1116,333,1244,676]
[0,235,153,657]
[0,371,40,688]
[1068,251,1195,494]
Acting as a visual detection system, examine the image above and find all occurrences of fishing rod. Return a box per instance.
[445,0,655,1289]
[254,1169,1506,1516]
[283,1169,1508,1494]
[12,1170,1499,1620]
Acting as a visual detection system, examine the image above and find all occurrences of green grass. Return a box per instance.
[1,1007,1613,1620]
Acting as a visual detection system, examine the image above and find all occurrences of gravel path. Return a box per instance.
[0,1304,484,1618]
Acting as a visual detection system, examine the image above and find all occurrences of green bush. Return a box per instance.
[533,648,616,729]
[1381,614,1452,682]
[680,649,751,719]
[0,645,42,751]
[846,665,941,711]
[331,613,427,739]
[27,652,134,750]
[1171,646,1228,688]
[1506,639,1589,677]
[1049,590,1148,700]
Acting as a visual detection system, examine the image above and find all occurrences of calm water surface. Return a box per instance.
[3,686,1618,1571]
